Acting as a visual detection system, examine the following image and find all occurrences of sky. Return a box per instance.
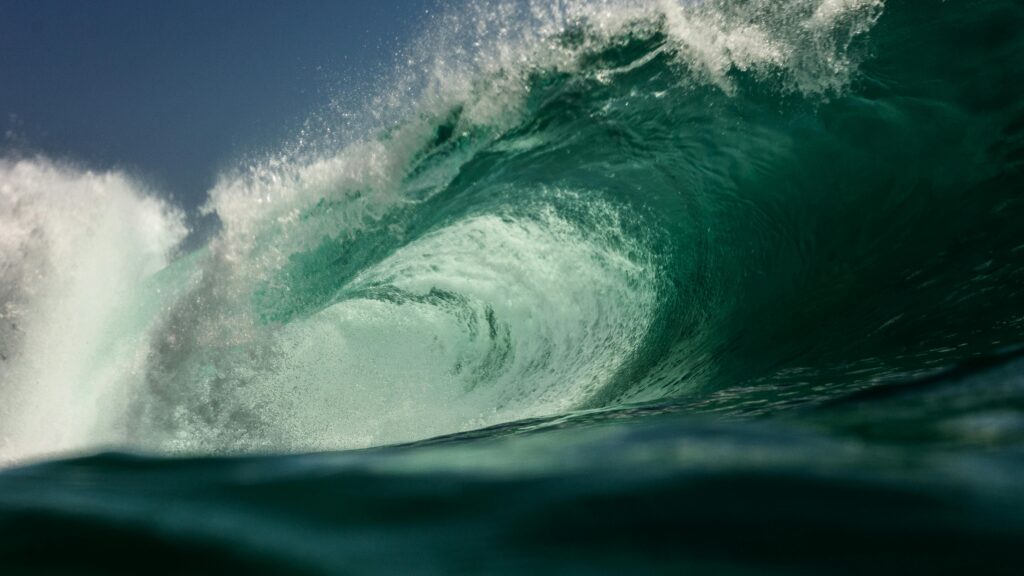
[0,0,439,210]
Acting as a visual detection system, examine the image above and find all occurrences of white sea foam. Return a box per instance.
[0,159,186,463]
[140,196,658,453]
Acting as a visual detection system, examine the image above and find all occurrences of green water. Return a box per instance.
[0,0,1023,573]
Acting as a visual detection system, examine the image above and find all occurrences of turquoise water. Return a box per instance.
[1,0,1023,573]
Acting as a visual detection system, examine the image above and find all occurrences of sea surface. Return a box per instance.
[1,0,1023,573]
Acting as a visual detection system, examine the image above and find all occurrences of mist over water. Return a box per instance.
[1,1,1023,572]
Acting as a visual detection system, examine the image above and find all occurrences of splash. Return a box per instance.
[0,159,186,463]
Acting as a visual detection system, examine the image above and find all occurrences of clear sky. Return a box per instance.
[0,0,439,209]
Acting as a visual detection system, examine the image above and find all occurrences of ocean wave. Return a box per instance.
[1,0,1022,463]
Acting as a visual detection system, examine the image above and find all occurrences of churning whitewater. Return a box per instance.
[1,0,1023,471]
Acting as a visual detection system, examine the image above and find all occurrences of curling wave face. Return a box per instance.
[1,0,1023,465]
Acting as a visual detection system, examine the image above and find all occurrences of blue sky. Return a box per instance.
[0,0,439,209]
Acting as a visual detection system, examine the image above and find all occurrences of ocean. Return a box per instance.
[1,0,1023,573]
